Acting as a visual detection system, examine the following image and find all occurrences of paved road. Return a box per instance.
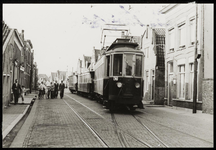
[10,89,213,148]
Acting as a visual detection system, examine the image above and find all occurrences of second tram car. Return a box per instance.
[68,74,78,93]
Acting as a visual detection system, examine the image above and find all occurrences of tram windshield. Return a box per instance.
[125,54,133,76]
[135,55,142,77]
[113,53,142,77]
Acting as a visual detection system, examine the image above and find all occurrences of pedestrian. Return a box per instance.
[50,82,55,99]
[20,85,25,104]
[44,85,48,99]
[59,80,65,99]
[38,82,46,99]
[12,79,22,105]
[46,81,51,99]
[54,80,59,98]
[47,86,51,99]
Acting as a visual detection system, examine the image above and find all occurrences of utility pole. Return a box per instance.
[193,3,198,113]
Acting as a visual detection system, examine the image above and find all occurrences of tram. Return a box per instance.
[69,24,145,111]
[93,38,144,111]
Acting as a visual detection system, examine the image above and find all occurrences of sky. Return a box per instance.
[3,4,166,77]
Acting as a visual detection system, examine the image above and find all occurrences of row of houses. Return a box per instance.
[76,4,213,114]
[50,70,68,84]
[2,21,38,108]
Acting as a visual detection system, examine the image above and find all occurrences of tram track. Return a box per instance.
[111,113,129,147]
[63,100,109,148]
[134,113,213,146]
[130,113,169,147]
[64,93,164,147]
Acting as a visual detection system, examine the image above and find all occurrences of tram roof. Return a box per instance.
[106,38,138,51]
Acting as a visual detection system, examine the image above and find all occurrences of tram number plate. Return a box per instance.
[113,76,118,81]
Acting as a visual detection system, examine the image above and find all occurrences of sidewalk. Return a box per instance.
[142,100,209,114]
[2,91,38,140]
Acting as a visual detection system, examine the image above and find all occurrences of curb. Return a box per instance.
[164,105,203,113]
[2,98,35,140]
[144,104,165,107]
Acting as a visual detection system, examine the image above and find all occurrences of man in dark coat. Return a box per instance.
[59,80,65,99]
[54,81,59,98]
[12,79,22,104]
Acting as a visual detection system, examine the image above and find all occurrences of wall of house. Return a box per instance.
[202,4,213,114]
[164,4,203,108]
[142,27,156,101]
[2,41,13,108]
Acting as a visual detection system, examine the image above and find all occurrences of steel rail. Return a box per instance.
[135,113,213,145]
[65,93,152,147]
[132,114,169,148]
[63,100,109,148]
[65,94,105,119]
[111,113,128,147]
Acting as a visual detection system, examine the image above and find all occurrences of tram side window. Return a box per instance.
[113,54,122,76]
[135,55,142,77]
[106,55,110,76]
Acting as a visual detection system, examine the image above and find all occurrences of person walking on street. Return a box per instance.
[59,80,65,99]
[20,85,25,104]
[45,81,51,99]
[54,81,59,98]
[50,82,55,99]
[12,79,22,105]
[38,82,46,99]
[47,86,51,99]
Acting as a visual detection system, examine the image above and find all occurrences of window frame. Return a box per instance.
[189,17,196,46]
[178,22,186,48]
[178,64,185,99]
[135,54,143,77]
[168,28,175,52]
[113,53,123,76]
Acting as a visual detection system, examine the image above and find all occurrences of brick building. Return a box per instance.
[3,22,24,107]
[2,21,37,107]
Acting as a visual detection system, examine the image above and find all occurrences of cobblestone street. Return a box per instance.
[9,89,213,148]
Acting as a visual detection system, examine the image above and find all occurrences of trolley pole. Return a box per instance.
[193,3,198,113]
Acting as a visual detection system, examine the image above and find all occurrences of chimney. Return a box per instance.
[22,30,24,41]
[121,31,125,37]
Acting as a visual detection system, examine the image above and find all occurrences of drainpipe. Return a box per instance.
[193,4,198,113]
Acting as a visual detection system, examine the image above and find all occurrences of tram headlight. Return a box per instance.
[116,82,122,88]
[135,83,140,88]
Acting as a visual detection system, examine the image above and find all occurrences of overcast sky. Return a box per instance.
[3,4,166,77]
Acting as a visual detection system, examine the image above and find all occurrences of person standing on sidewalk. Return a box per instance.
[12,79,22,105]
[59,80,65,99]
[20,85,25,104]
[54,81,59,98]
